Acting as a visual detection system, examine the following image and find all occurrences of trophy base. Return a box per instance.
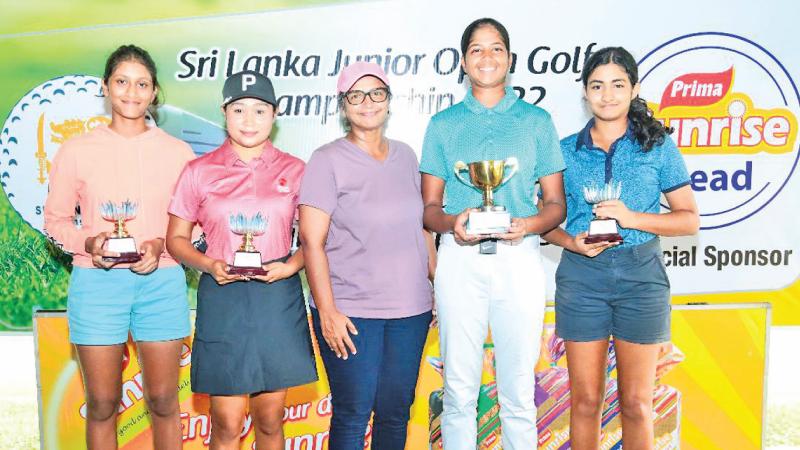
[228,266,268,276]
[584,233,623,244]
[228,251,266,276]
[466,209,510,235]
[585,219,623,244]
[102,252,142,263]
[103,237,141,262]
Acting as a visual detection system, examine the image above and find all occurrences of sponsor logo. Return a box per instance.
[639,33,799,229]
[1,75,109,233]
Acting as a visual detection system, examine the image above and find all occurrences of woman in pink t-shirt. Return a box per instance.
[166,71,316,449]
[44,45,193,449]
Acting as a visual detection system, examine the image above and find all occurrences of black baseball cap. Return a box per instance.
[222,70,277,107]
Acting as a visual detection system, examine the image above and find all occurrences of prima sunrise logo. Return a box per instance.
[639,32,800,229]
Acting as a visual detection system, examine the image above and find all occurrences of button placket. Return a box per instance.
[250,167,258,197]
[486,116,494,146]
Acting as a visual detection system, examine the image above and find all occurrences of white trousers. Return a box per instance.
[435,234,546,450]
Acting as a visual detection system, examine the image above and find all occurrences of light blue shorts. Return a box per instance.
[67,265,189,345]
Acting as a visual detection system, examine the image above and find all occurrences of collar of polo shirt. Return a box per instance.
[222,139,278,168]
[463,86,518,115]
[575,118,636,152]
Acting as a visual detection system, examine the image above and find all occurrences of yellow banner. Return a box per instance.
[35,304,767,449]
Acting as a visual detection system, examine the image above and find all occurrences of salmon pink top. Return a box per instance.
[168,140,304,264]
[44,125,195,268]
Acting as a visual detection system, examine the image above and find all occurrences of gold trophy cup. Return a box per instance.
[454,157,519,235]
[100,200,142,263]
[582,180,624,244]
[228,212,268,276]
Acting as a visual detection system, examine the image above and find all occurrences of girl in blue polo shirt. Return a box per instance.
[420,18,566,450]
[542,47,699,449]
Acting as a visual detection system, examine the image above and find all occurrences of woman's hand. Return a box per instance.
[206,259,243,285]
[453,208,482,245]
[492,217,528,243]
[572,232,619,257]
[594,200,636,228]
[85,232,119,269]
[252,261,294,283]
[318,307,358,360]
[129,238,163,274]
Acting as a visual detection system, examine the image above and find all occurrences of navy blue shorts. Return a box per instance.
[555,238,671,344]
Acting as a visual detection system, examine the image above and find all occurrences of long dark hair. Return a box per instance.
[460,18,510,55]
[581,46,672,151]
[103,44,162,123]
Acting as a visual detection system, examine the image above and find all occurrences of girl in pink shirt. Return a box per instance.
[43,45,193,449]
[167,71,317,449]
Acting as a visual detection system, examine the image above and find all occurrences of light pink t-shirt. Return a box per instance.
[169,140,304,264]
[44,125,194,268]
[299,138,432,319]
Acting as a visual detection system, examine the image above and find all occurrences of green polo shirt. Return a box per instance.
[420,87,565,218]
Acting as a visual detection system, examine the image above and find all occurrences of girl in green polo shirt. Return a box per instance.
[420,17,567,450]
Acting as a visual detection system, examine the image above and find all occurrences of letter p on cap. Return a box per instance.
[242,74,257,91]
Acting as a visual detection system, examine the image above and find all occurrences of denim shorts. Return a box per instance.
[554,238,671,344]
[67,265,189,345]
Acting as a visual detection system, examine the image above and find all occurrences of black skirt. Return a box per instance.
[190,264,318,395]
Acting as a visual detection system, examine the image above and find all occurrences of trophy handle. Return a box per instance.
[500,157,519,186]
[453,161,474,188]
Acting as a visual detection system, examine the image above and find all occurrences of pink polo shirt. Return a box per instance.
[44,125,195,268]
[168,140,304,264]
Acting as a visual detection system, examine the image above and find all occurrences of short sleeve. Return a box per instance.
[419,117,447,179]
[658,137,691,193]
[403,143,422,192]
[292,162,305,221]
[533,112,566,180]
[168,163,201,222]
[298,150,337,216]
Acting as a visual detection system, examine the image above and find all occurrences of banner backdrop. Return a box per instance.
[1,0,799,329]
[35,304,768,449]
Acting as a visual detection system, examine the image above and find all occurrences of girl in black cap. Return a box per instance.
[166,70,317,449]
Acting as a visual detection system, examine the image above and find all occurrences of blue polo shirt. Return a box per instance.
[561,119,691,248]
[419,87,565,219]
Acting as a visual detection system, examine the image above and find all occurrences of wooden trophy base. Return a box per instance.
[584,233,623,244]
[227,251,267,276]
[103,237,141,263]
[102,252,142,263]
[585,218,623,244]
[227,266,268,276]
